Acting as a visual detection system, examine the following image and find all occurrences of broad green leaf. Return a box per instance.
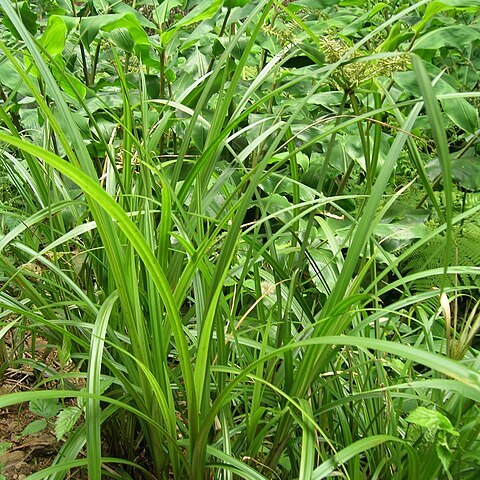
[80,13,150,48]
[40,15,67,56]
[153,0,183,25]
[413,26,479,50]
[414,0,480,32]
[340,2,388,35]
[374,222,428,241]
[100,13,150,45]
[161,0,223,45]
[51,56,87,100]
[55,14,80,33]
[108,0,157,28]
[441,0,480,4]
[0,60,30,95]
[413,1,449,33]
[59,335,71,368]
[393,70,478,133]
[192,123,208,150]
[379,22,413,51]
[441,96,479,133]
[224,0,251,6]
[406,407,459,436]
[55,406,83,441]
[21,419,47,436]
[99,377,115,395]
[77,377,114,410]
[1,1,37,38]
[29,398,61,419]
[426,156,480,191]
[106,28,135,52]
[297,43,325,65]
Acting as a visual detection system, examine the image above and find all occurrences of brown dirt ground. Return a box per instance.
[0,372,61,480]
[0,334,85,480]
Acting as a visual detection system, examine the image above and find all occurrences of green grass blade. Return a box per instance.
[312,436,407,480]
[86,292,119,480]
[0,133,197,436]
[298,399,316,480]
[412,54,454,287]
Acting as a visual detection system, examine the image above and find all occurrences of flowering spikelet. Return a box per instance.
[319,33,410,88]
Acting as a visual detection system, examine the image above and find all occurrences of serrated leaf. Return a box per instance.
[21,419,47,436]
[29,398,61,419]
[55,406,83,441]
[405,407,459,436]
[0,442,11,456]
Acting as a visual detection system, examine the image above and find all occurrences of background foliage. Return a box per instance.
[0,0,479,478]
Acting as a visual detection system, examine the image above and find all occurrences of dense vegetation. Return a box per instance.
[0,0,479,478]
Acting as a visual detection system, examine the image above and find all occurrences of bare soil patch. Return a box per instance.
[0,372,61,480]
